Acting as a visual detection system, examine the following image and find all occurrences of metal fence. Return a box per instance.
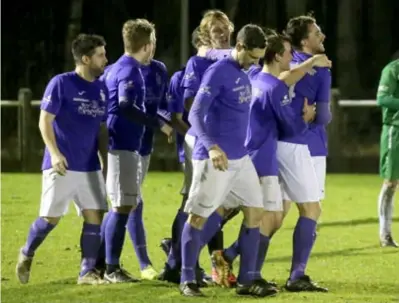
[1,88,381,173]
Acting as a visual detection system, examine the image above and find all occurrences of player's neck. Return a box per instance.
[124,52,146,64]
[75,66,96,82]
[300,47,314,56]
[261,63,280,78]
[197,46,209,57]
[231,49,241,66]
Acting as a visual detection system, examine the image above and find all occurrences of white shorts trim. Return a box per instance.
[277,142,320,203]
[184,155,263,218]
[312,156,326,200]
[40,169,107,217]
[260,176,283,211]
[106,150,141,207]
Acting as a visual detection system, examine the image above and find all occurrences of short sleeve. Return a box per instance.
[40,75,63,115]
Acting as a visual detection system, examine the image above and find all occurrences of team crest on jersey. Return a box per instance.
[281,94,291,106]
[100,89,106,102]
[184,72,195,80]
[198,85,211,95]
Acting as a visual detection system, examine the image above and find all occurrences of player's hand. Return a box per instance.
[208,145,228,171]
[51,152,68,176]
[302,98,316,123]
[311,54,332,68]
[160,123,173,137]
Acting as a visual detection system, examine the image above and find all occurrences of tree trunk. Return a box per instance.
[63,0,84,71]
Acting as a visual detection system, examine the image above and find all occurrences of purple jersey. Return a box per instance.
[104,55,146,151]
[205,48,232,60]
[139,59,168,156]
[281,51,332,155]
[41,72,107,172]
[181,55,215,137]
[246,72,307,176]
[168,68,187,163]
[189,58,252,160]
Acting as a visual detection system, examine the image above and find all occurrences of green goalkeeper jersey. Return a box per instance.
[377,59,399,127]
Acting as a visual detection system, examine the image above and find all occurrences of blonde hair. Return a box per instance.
[198,10,234,46]
[122,19,155,53]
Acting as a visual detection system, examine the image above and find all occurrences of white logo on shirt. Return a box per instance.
[281,95,291,106]
[198,85,211,95]
[184,72,196,80]
[378,85,389,93]
[238,85,252,104]
[252,87,263,98]
[43,95,51,103]
[235,77,241,84]
[124,81,134,90]
[78,91,85,95]
[100,89,106,102]
[166,93,173,102]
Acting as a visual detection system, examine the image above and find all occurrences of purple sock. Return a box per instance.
[180,222,202,283]
[127,201,152,270]
[254,234,270,279]
[96,212,111,266]
[22,217,55,257]
[80,223,101,276]
[224,240,239,263]
[201,212,223,246]
[167,209,188,269]
[105,212,128,265]
[237,225,260,285]
[289,216,317,282]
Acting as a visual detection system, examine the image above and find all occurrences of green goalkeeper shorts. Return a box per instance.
[380,125,399,180]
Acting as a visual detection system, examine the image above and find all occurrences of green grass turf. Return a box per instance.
[1,173,398,303]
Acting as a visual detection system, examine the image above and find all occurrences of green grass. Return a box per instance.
[1,173,398,303]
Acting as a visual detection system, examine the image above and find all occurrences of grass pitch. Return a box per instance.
[1,173,398,303]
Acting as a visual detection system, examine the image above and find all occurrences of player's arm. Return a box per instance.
[39,76,68,175]
[118,69,170,133]
[188,66,221,150]
[377,63,399,110]
[182,61,200,111]
[279,54,331,87]
[270,84,307,137]
[167,77,189,135]
[313,68,332,125]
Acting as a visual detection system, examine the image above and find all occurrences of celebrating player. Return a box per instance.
[102,19,172,283]
[376,51,399,247]
[16,34,109,285]
[267,15,331,291]
[179,24,275,297]
[217,30,331,287]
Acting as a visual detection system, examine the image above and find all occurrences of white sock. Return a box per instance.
[378,184,395,238]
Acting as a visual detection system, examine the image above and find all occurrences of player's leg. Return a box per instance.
[16,169,74,284]
[253,176,283,285]
[180,159,235,296]
[312,156,326,229]
[228,156,278,297]
[378,125,399,247]
[126,154,158,279]
[104,150,141,283]
[74,170,109,285]
[277,142,327,292]
[160,135,193,282]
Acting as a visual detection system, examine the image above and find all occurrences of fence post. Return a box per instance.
[328,88,341,172]
[18,88,33,172]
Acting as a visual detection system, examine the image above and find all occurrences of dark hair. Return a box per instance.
[392,50,399,61]
[285,15,316,49]
[236,24,266,50]
[71,34,106,64]
[263,30,291,64]
[122,19,155,53]
[191,27,201,49]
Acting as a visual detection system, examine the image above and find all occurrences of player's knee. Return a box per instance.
[113,205,133,214]
[297,202,321,220]
[260,211,283,236]
[81,209,103,225]
[241,206,263,228]
[187,213,206,229]
[384,180,398,191]
[42,216,61,225]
